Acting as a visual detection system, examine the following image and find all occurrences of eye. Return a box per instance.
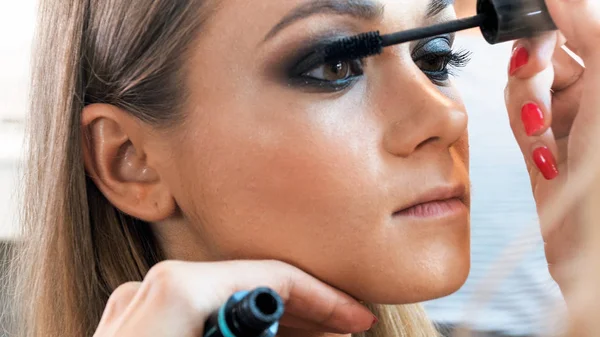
[411,36,472,85]
[303,59,363,82]
[414,50,472,84]
[415,53,450,73]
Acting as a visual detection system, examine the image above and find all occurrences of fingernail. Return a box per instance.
[510,46,529,75]
[533,147,559,180]
[521,103,545,136]
[371,316,379,328]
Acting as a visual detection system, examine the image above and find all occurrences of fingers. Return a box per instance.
[509,33,584,139]
[506,34,557,138]
[544,0,600,171]
[506,29,585,178]
[220,260,375,334]
[279,314,355,334]
[545,0,600,61]
[506,65,560,181]
[101,282,141,322]
[551,47,584,138]
[509,32,558,78]
[185,260,375,332]
[98,260,375,336]
[95,282,141,335]
[552,47,585,92]
[506,34,562,185]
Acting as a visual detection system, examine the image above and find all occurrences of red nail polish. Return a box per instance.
[521,103,545,136]
[533,147,559,180]
[510,46,529,75]
[371,316,379,327]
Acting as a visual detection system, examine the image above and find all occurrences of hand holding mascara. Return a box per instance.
[92,261,375,337]
[503,0,600,303]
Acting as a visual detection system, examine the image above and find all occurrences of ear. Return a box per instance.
[81,104,176,222]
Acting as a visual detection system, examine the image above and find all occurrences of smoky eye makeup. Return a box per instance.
[269,31,471,93]
[411,34,472,86]
[273,34,367,93]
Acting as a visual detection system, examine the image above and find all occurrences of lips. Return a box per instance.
[393,185,467,217]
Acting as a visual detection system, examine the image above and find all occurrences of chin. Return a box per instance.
[332,236,471,305]
[354,259,470,305]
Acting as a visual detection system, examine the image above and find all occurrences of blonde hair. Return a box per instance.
[10,1,439,336]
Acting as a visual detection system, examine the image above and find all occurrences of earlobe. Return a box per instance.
[81,104,176,222]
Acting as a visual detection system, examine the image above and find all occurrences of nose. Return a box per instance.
[377,68,468,158]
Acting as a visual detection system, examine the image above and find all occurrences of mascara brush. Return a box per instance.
[320,0,557,63]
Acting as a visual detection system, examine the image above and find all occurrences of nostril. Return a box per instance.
[416,136,440,150]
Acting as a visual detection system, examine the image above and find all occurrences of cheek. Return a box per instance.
[163,80,471,304]
[171,96,387,262]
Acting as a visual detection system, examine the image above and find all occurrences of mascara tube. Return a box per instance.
[477,0,557,44]
[203,287,285,337]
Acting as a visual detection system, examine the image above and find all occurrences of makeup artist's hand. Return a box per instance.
[92,260,375,337]
[504,0,600,294]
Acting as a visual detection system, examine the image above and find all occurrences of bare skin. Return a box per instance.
[85,0,600,336]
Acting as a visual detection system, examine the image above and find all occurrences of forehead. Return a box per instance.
[205,0,451,43]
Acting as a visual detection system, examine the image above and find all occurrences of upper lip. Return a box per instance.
[394,184,466,214]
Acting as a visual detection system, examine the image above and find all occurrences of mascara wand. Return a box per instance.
[321,0,557,63]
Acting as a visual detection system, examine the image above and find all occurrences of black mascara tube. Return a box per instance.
[378,0,557,47]
[477,0,557,44]
[203,287,285,337]
[319,0,559,64]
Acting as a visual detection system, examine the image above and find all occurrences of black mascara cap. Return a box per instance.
[477,0,557,44]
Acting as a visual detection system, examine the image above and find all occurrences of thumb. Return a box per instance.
[545,0,600,60]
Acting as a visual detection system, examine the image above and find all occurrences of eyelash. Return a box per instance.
[290,45,472,91]
[416,49,472,85]
[295,59,365,91]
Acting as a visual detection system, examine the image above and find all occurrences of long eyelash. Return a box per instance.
[446,49,472,76]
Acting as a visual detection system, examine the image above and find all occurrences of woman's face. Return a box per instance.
[153,0,470,304]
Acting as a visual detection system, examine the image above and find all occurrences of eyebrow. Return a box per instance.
[426,0,455,17]
[264,0,456,42]
[264,0,385,42]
